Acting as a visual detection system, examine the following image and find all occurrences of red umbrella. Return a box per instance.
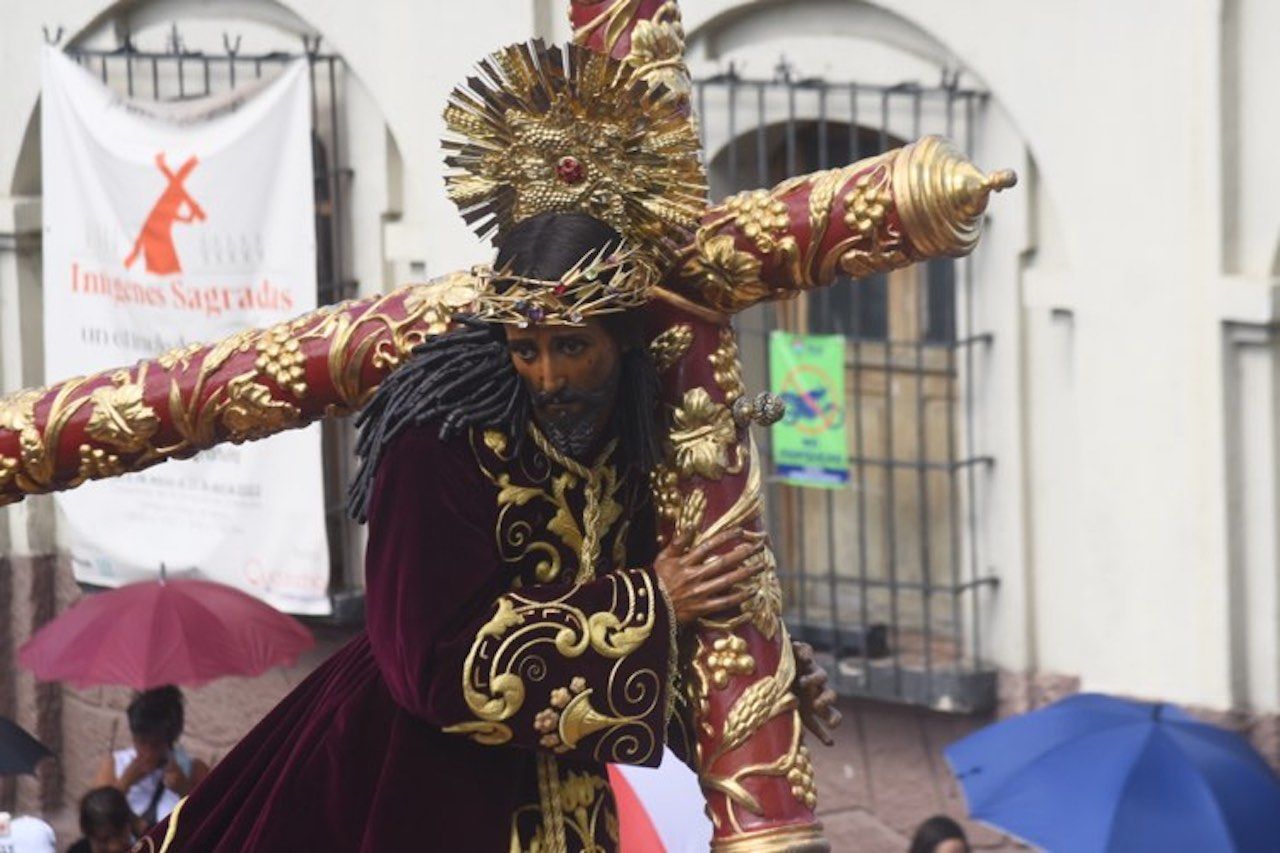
[18,574,315,689]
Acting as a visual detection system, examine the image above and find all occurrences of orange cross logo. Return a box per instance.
[124,152,206,275]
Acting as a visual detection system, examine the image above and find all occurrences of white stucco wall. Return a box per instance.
[1,0,1277,716]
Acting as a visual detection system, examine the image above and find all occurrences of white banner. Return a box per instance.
[41,47,330,614]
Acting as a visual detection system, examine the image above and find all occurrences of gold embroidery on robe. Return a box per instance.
[511,762,618,853]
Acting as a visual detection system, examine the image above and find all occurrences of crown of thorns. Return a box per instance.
[469,244,657,327]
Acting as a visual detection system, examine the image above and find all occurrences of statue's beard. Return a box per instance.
[531,368,619,459]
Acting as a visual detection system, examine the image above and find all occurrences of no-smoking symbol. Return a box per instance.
[778,364,844,437]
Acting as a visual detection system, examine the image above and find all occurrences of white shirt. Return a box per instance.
[113,745,191,823]
[0,813,56,853]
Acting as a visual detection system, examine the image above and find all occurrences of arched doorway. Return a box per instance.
[683,4,1038,845]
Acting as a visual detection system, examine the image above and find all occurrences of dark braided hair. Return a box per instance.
[347,212,664,522]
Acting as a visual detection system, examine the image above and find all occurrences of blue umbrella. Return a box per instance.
[945,693,1280,852]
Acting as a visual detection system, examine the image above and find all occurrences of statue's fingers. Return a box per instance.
[799,671,826,692]
[793,640,816,666]
[692,556,763,597]
[693,587,753,617]
[805,715,835,747]
[684,528,743,564]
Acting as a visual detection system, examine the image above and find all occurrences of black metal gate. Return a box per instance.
[64,30,360,605]
[694,66,998,712]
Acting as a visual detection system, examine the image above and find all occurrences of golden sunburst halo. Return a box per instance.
[442,39,708,269]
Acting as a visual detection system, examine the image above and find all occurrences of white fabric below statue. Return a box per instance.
[609,748,712,852]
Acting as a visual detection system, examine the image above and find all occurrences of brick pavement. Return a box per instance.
[810,697,1025,852]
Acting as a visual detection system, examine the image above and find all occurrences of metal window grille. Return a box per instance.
[64,32,361,601]
[695,67,999,712]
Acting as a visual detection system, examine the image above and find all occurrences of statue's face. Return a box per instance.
[504,319,621,458]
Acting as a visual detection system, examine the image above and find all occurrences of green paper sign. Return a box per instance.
[768,331,849,487]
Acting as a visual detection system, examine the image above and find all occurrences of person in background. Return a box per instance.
[66,787,133,853]
[0,810,55,853]
[908,815,971,853]
[91,686,208,830]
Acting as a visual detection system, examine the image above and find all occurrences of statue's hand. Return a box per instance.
[793,640,841,746]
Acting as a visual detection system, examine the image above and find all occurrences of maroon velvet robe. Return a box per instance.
[135,423,684,852]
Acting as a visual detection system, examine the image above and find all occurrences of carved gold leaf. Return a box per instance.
[0,388,40,432]
[202,328,259,377]
[221,377,300,441]
[155,342,203,372]
[625,1,689,99]
[86,382,159,453]
[669,387,740,480]
[402,273,480,339]
[740,554,783,640]
[682,233,766,313]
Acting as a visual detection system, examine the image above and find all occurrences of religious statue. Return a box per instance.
[0,3,1014,850]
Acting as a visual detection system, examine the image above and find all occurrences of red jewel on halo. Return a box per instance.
[552,283,568,296]
[556,155,586,185]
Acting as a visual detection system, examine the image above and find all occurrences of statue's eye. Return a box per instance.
[558,338,587,356]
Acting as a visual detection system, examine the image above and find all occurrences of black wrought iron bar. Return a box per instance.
[726,73,738,188]
[823,487,842,690]
[755,83,768,187]
[909,86,936,688]
[879,87,903,695]
[817,83,829,170]
[944,86,965,673]
[697,74,983,99]
[962,93,983,671]
[696,79,707,151]
[768,454,990,476]
[776,572,999,595]
[69,46,339,62]
[847,92,873,688]
[326,56,345,307]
